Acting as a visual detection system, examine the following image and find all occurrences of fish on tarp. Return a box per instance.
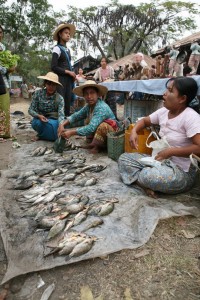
[46,219,66,240]
[34,203,53,220]
[82,218,104,232]
[51,168,63,176]
[37,216,60,229]
[51,180,65,188]
[68,237,95,258]
[65,209,88,231]
[76,164,107,174]
[63,173,77,181]
[57,194,81,205]
[44,148,54,155]
[65,202,85,214]
[18,170,36,180]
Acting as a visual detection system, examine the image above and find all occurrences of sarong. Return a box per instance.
[0,91,10,138]
[91,121,116,148]
[118,152,197,194]
[31,118,59,141]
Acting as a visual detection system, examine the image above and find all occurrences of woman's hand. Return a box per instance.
[155,148,172,161]
[8,66,16,73]
[129,131,138,149]
[61,129,76,140]
[38,115,48,122]
[66,70,76,80]
[58,124,65,137]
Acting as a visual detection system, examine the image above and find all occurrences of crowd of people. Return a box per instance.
[1,22,200,198]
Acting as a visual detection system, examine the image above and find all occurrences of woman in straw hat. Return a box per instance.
[51,23,76,117]
[28,72,65,141]
[58,80,118,154]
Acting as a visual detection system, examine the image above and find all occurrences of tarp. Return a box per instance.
[0,141,198,284]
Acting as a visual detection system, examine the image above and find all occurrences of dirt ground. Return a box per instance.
[0,97,200,300]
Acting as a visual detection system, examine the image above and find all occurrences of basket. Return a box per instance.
[107,130,125,161]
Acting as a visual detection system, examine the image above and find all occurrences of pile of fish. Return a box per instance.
[7,149,118,259]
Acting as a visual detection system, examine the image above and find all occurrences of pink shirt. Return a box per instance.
[150,107,200,172]
[100,67,110,82]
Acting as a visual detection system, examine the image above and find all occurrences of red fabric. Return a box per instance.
[104,119,118,131]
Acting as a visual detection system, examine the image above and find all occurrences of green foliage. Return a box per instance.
[0,50,20,68]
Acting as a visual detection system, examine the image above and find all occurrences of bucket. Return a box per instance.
[125,124,155,155]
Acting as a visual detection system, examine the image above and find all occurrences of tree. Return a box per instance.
[67,0,200,59]
[1,0,65,82]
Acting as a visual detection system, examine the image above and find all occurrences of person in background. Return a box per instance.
[21,81,29,99]
[58,80,118,154]
[118,77,200,198]
[0,25,15,139]
[188,40,200,75]
[76,68,86,86]
[28,72,65,141]
[94,57,114,82]
[51,23,76,116]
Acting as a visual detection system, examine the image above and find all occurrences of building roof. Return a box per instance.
[152,31,200,57]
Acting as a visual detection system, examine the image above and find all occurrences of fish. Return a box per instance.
[37,216,60,229]
[79,195,90,205]
[88,205,101,215]
[65,209,88,231]
[42,191,61,203]
[47,219,66,240]
[51,168,63,176]
[44,148,54,155]
[13,180,34,190]
[65,203,85,214]
[84,178,97,186]
[75,177,88,187]
[68,237,94,258]
[31,146,44,156]
[34,204,53,220]
[22,204,44,217]
[18,170,35,180]
[51,181,65,188]
[82,218,104,232]
[57,194,81,205]
[98,202,114,216]
[34,167,55,177]
[76,164,106,174]
[37,146,48,156]
[58,235,86,255]
[63,173,77,181]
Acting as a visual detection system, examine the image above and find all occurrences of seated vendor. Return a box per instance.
[28,72,65,141]
[118,77,200,198]
[58,80,118,154]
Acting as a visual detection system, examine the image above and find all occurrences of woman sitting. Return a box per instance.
[58,80,118,153]
[118,77,200,198]
[28,72,65,141]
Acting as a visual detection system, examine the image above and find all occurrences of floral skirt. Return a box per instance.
[118,152,197,194]
[0,91,10,138]
[88,122,116,148]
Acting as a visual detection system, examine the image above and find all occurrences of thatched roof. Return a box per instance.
[87,53,156,74]
[152,31,200,57]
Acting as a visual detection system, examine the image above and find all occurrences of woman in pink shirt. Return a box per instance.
[118,77,200,198]
[94,57,114,82]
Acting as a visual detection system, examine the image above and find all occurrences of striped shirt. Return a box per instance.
[28,88,65,124]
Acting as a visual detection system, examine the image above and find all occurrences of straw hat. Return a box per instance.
[53,23,76,41]
[73,80,108,97]
[37,72,63,86]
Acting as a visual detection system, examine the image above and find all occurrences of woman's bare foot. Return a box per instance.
[136,180,157,198]
[31,136,39,142]
[144,188,157,199]
[89,146,100,154]
[81,143,94,149]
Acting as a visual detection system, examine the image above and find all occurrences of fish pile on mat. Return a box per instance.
[7,146,118,259]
